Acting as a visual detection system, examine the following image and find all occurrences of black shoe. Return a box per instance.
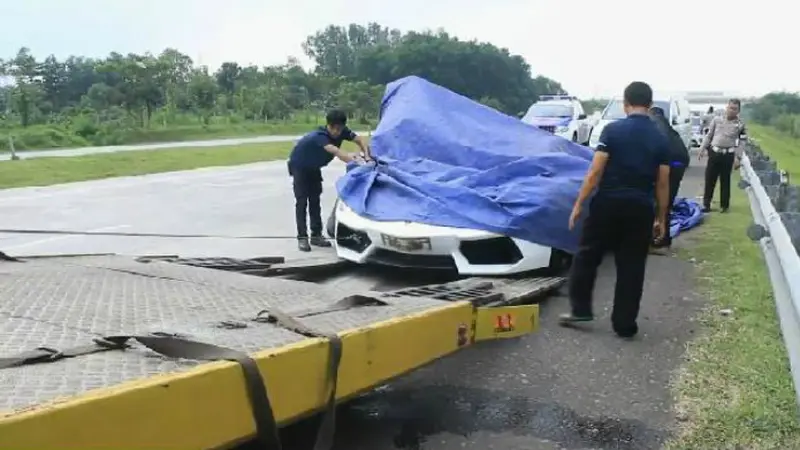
[613,324,638,339]
[720,207,729,213]
[310,235,332,248]
[701,206,713,213]
[297,238,311,252]
[558,313,594,327]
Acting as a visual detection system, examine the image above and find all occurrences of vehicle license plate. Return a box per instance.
[380,234,432,252]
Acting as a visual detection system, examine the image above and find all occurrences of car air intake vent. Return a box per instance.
[460,237,523,265]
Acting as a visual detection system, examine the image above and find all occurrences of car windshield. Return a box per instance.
[602,99,671,120]
[524,103,574,118]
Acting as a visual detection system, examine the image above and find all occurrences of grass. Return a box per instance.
[667,125,800,449]
[0,141,294,189]
[0,121,328,152]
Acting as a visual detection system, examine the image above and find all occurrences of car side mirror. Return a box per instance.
[671,117,679,125]
[578,114,587,120]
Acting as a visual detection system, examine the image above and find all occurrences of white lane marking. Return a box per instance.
[1,224,131,250]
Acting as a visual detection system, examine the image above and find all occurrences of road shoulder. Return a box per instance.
[666,130,800,449]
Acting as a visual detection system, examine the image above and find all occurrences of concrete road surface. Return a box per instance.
[0,159,708,449]
[1,129,369,160]
[0,159,342,257]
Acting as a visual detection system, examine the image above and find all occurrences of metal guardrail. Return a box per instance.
[740,139,800,407]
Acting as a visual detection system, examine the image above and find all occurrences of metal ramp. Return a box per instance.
[0,254,565,449]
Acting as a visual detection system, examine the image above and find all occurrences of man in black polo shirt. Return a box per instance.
[649,105,690,249]
[559,82,671,339]
[287,109,371,252]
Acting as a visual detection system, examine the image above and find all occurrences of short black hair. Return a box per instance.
[728,98,741,108]
[623,81,653,108]
[707,106,714,113]
[326,109,348,126]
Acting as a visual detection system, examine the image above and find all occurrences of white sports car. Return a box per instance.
[327,200,572,276]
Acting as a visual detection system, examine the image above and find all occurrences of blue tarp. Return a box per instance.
[336,76,594,254]
[670,197,704,238]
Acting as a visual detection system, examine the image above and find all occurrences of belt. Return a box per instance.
[712,146,735,154]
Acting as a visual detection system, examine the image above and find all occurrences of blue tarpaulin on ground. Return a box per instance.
[336,76,594,254]
[670,197,704,238]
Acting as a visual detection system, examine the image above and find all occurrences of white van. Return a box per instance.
[588,95,693,149]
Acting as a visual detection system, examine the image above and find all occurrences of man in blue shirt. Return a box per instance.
[559,82,671,339]
[288,109,371,252]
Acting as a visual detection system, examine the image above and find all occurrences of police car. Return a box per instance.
[521,95,592,145]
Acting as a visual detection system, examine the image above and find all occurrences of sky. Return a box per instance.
[0,0,791,99]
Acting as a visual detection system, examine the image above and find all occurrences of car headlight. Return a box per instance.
[556,126,569,133]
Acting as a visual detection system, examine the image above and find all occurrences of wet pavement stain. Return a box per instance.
[275,384,667,450]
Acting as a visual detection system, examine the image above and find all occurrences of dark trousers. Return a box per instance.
[568,196,654,336]
[703,151,735,209]
[669,165,685,210]
[291,167,323,238]
[656,164,686,248]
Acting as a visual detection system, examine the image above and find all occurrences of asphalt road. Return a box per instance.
[0,158,708,449]
[278,164,709,450]
[1,130,371,160]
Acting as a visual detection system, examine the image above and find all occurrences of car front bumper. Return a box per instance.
[333,201,553,276]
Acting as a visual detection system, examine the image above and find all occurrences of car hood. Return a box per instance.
[524,116,571,127]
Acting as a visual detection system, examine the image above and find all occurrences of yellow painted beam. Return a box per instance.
[0,302,479,450]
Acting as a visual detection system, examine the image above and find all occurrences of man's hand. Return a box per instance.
[363,143,373,161]
[733,157,741,170]
[653,219,666,241]
[698,148,706,160]
[568,204,582,231]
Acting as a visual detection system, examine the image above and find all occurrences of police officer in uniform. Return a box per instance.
[287,109,371,252]
[700,99,747,213]
[559,81,671,339]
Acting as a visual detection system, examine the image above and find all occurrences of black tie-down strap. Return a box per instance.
[254,305,344,450]
[0,251,21,262]
[0,320,345,450]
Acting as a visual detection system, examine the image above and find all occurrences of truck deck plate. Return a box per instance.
[0,255,564,449]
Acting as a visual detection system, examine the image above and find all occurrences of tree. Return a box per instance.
[324,29,563,115]
[188,69,217,124]
[745,92,800,136]
[0,22,569,150]
[302,22,401,78]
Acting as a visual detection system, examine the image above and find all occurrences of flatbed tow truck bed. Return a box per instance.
[0,253,565,449]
